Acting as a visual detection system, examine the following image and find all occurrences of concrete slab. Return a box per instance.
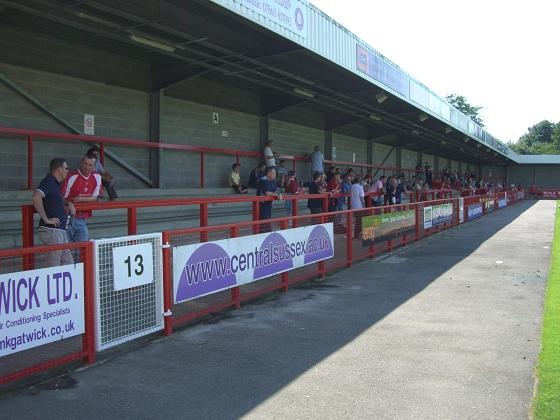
[0,200,554,419]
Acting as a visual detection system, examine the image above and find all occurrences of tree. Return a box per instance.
[445,94,485,127]
[508,120,560,154]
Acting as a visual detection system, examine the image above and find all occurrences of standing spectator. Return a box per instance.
[350,177,365,239]
[395,175,407,204]
[259,167,280,232]
[31,158,74,267]
[248,162,266,189]
[61,152,102,243]
[340,174,352,210]
[310,145,324,177]
[229,163,248,194]
[284,170,299,216]
[86,147,118,201]
[276,159,289,190]
[384,175,396,205]
[263,140,277,168]
[367,176,384,206]
[307,172,325,214]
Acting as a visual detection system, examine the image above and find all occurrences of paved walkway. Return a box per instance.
[0,200,554,419]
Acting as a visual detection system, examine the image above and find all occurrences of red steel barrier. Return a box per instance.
[4,191,523,384]
[0,126,421,190]
[0,241,95,385]
[161,195,488,333]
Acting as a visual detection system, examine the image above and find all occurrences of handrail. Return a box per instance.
[1,125,423,189]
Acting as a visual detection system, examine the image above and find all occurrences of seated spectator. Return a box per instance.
[86,147,118,201]
[230,163,248,194]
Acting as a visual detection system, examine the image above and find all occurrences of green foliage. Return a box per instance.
[533,206,560,419]
[445,94,485,127]
[508,120,560,155]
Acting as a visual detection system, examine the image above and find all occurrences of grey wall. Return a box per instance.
[160,96,260,188]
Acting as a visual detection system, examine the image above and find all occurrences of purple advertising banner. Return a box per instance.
[173,223,334,303]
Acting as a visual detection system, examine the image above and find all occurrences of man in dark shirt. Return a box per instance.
[31,158,75,267]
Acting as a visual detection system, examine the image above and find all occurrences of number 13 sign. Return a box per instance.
[112,242,154,291]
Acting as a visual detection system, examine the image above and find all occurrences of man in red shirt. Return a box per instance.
[61,152,102,243]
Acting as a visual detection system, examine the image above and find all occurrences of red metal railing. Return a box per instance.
[0,241,95,385]
[1,126,423,190]
[4,190,523,384]
[160,192,523,333]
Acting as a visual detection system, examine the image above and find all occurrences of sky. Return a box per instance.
[309,0,560,143]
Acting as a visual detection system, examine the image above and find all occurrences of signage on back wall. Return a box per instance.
[240,0,307,38]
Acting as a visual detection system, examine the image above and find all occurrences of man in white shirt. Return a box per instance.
[263,140,277,168]
[350,178,366,239]
[310,145,324,176]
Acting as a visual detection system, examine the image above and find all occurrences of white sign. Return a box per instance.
[84,114,95,135]
[239,0,307,38]
[332,146,337,160]
[212,112,219,124]
[112,242,154,291]
[0,263,85,357]
[173,223,334,303]
[458,197,464,223]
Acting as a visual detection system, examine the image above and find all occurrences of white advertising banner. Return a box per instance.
[458,197,464,223]
[173,223,334,303]
[0,263,85,357]
[423,203,453,229]
[239,0,307,38]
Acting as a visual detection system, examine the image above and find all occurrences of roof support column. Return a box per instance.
[260,114,270,158]
[325,129,333,166]
[395,146,401,174]
[149,90,162,188]
[367,139,373,165]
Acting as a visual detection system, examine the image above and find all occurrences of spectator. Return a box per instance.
[61,152,102,243]
[31,158,74,267]
[263,140,277,168]
[248,162,266,190]
[259,167,280,231]
[395,175,407,204]
[340,174,352,209]
[310,145,324,177]
[276,159,289,189]
[86,147,118,201]
[307,172,325,214]
[367,176,384,206]
[350,177,365,239]
[230,163,248,194]
[384,175,396,205]
[284,170,299,216]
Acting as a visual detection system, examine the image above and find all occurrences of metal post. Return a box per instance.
[82,242,96,364]
[162,232,173,336]
[230,226,241,308]
[200,204,208,242]
[127,207,137,235]
[200,152,205,188]
[27,135,33,189]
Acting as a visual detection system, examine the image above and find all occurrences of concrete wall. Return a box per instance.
[333,132,367,168]
[481,166,506,184]
[372,143,396,169]
[0,63,150,190]
[160,96,260,188]
[401,149,418,170]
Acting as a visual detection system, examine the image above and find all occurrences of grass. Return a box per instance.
[533,203,560,419]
